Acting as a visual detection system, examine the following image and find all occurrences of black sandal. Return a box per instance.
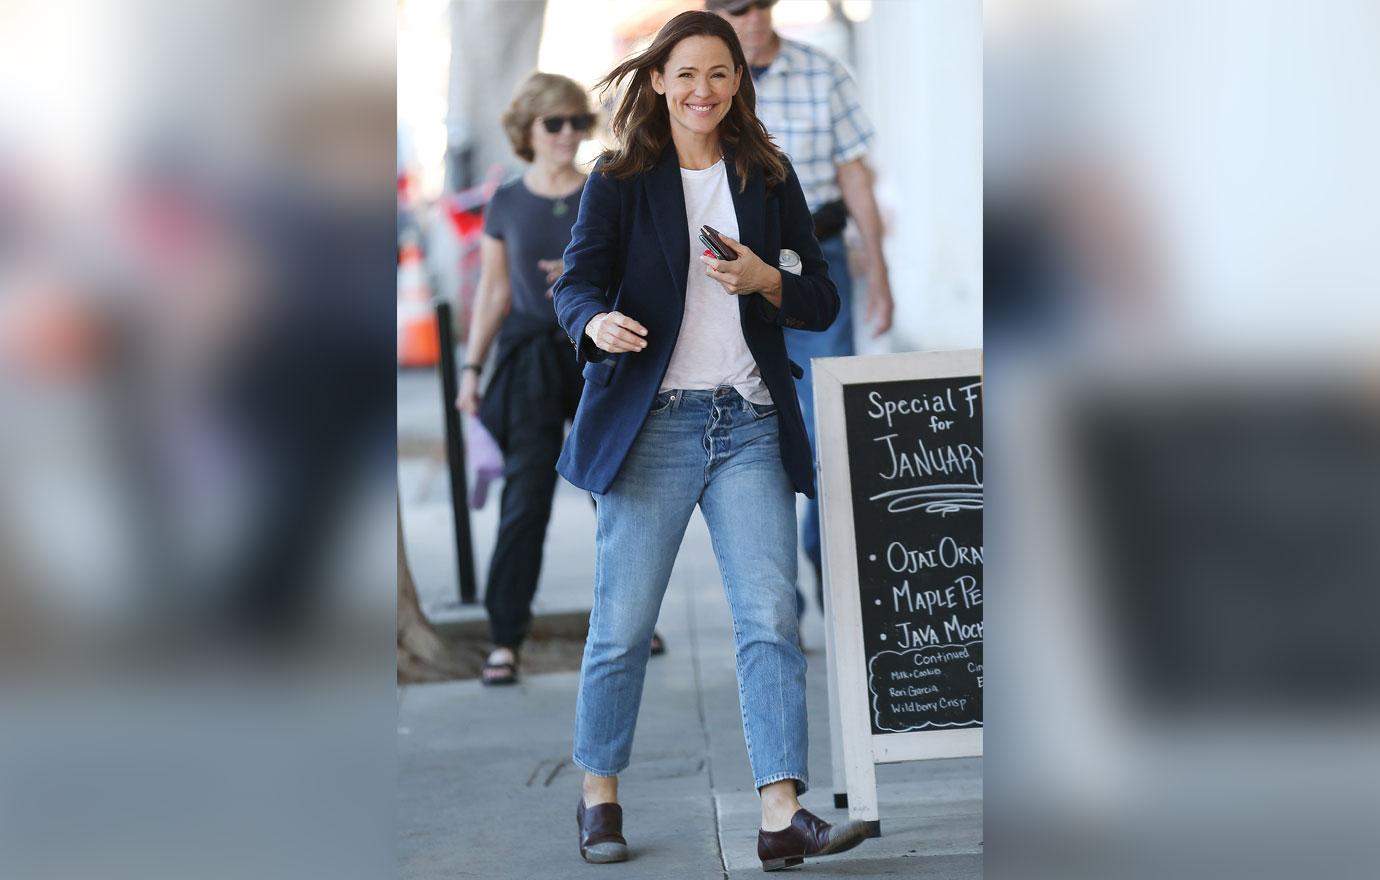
[481,648,519,686]
[650,632,667,656]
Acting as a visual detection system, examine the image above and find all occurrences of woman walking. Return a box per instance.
[457,72,598,685]
[553,11,870,870]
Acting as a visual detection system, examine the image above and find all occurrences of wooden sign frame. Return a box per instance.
[814,350,984,835]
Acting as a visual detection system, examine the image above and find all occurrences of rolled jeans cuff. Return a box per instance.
[572,753,624,779]
[755,772,809,795]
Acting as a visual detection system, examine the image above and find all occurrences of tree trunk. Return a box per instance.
[397,504,464,683]
[447,0,548,190]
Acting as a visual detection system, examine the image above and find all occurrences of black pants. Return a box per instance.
[481,328,582,649]
[484,413,565,648]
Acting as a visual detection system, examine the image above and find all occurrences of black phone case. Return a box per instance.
[698,226,737,261]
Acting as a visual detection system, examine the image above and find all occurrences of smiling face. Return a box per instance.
[649,35,742,141]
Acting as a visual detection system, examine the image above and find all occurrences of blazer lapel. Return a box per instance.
[645,142,689,301]
[723,148,766,324]
[723,148,765,261]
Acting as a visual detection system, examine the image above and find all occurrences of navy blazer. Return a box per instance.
[552,142,839,498]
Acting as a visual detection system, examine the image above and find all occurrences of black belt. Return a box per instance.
[811,199,848,241]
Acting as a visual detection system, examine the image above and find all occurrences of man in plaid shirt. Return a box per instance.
[711,0,895,612]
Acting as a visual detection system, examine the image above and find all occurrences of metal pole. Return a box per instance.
[435,298,478,604]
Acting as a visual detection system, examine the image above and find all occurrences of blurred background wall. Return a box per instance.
[854,0,982,349]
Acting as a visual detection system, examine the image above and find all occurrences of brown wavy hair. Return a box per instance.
[594,10,786,191]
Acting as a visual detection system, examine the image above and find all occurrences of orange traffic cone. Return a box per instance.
[397,239,439,367]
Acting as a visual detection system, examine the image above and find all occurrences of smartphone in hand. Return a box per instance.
[698,225,737,261]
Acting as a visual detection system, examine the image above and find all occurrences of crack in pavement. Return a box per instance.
[687,572,731,880]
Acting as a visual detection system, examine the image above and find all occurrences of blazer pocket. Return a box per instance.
[582,359,615,387]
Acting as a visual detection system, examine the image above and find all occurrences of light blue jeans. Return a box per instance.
[572,386,809,794]
[785,234,856,583]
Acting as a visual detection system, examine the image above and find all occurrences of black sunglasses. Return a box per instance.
[540,113,595,134]
[728,0,776,15]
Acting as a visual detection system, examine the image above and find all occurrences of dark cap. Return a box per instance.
[705,0,777,13]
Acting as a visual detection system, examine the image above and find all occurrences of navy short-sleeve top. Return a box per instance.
[482,177,584,325]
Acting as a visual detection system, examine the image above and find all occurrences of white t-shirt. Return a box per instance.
[659,160,773,405]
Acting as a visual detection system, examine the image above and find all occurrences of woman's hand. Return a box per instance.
[456,368,481,417]
[585,310,648,354]
[537,259,563,300]
[700,234,783,308]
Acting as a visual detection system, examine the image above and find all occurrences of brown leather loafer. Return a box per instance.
[757,808,868,871]
[577,799,629,864]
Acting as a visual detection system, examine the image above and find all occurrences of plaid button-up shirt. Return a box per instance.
[750,37,875,213]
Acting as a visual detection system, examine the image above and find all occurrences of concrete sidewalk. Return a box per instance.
[398,512,982,879]
[397,366,981,877]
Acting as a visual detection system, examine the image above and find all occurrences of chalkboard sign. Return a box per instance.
[813,350,983,834]
[842,377,984,734]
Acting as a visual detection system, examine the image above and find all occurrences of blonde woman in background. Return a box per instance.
[459,73,669,685]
